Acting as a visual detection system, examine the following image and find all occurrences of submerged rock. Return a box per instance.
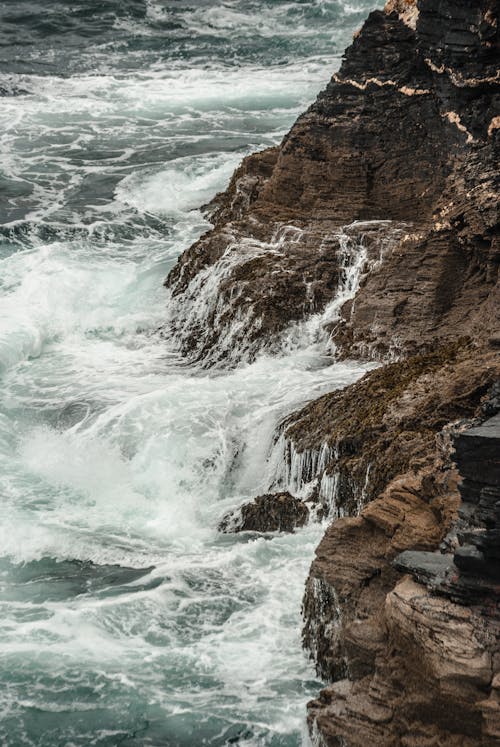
[218,492,309,534]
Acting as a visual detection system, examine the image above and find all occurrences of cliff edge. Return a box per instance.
[165,0,499,366]
[164,0,499,743]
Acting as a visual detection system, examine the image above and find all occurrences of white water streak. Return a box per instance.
[263,223,394,515]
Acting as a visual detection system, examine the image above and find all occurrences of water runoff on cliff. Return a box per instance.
[0,2,375,745]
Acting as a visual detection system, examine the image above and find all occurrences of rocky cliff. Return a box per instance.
[165,0,500,743]
[303,364,500,746]
[165,0,499,366]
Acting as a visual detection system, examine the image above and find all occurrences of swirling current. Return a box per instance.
[0,2,375,745]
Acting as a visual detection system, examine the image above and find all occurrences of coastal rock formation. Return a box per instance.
[218,491,309,533]
[307,576,496,747]
[166,0,500,743]
[273,345,499,516]
[165,0,499,366]
[304,381,500,746]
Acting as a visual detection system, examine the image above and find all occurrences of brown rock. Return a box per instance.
[281,346,500,516]
[218,491,309,534]
[308,577,495,746]
[164,0,499,366]
[301,358,500,745]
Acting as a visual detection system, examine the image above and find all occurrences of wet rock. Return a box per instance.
[277,345,500,517]
[165,0,499,366]
[165,219,401,367]
[218,492,309,534]
[303,379,500,746]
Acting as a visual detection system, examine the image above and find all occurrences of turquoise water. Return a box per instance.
[0,2,375,744]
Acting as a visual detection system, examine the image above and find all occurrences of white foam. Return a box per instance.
[116,152,243,216]
[0,10,373,741]
[166,220,391,368]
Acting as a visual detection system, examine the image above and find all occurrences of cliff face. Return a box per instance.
[165,0,499,365]
[293,3,500,728]
[303,363,500,746]
[277,344,494,516]
[164,0,500,743]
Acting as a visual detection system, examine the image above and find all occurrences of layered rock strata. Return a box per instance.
[453,408,500,582]
[304,375,500,746]
[165,0,499,366]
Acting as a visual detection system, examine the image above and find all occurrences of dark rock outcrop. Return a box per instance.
[218,492,309,534]
[394,407,500,598]
[277,344,499,516]
[304,377,500,746]
[454,411,500,581]
[165,0,499,366]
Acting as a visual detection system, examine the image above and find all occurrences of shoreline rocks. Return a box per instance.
[279,345,499,517]
[165,0,499,742]
[304,383,500,746]
[218,492,309,534]
[165,0,499,367]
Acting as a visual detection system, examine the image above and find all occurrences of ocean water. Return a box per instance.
[0,2,375,745]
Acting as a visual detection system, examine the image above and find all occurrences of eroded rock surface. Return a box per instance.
[218,491,309,533]
[165,0,499,366]
[274,345,499,516]
[304,375,500,746]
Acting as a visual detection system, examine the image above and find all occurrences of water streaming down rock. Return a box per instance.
[166,202,406,366]
[302,577,348,683]
[268,436,336,506]
[173,0,499,742]
[165,223,308,366]
[211,223,393,534]
[262,223,403,518]
[166,220,398,528]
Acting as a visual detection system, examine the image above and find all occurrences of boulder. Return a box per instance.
[218,492,309,534]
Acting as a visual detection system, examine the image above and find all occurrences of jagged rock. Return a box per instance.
[454,413,500,578]
[393,408,500,605]
[384,0,418,29]
[277,345,500,516]
[302,464,459,683]
[303,381,500,745]
[307,576,494,747]
[165,0,499,366]
[218,492,309,534]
